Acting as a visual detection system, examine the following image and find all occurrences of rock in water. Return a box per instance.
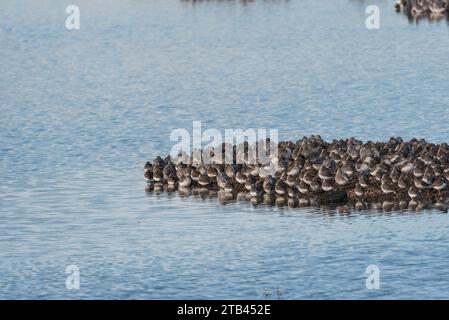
[317,191,348,204]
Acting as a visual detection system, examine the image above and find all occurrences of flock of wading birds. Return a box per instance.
[144,136,449,212]
[395,0,449,19]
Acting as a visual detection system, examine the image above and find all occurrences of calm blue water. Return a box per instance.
[1,0,449,299]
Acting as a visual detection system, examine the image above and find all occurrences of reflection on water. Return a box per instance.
[145,184,449,213]
[399,10,449,24]
[2,0,449,299]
